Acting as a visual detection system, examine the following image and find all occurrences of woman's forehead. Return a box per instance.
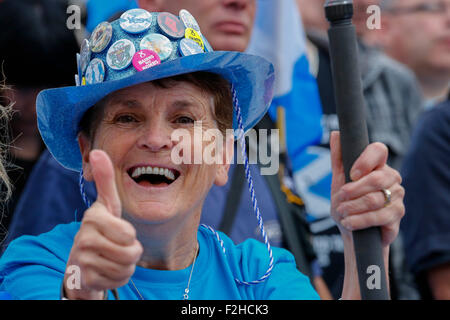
[104,81,213,111]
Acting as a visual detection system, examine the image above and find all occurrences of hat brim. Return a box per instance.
[37,51,275,171]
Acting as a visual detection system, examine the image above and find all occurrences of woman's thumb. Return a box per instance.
[89,150,122,217]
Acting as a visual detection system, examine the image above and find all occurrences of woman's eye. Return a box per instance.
[115,115,138,123]
[175,116,195,124]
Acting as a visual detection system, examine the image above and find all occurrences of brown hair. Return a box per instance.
[79,72,233,141]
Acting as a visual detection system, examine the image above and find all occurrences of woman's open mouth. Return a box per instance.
[128,165,180,187]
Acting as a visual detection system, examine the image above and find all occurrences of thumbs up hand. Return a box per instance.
[64,150,143,300]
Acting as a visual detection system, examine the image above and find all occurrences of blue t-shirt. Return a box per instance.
[0,223,319,300]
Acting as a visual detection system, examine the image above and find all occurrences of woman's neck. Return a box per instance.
[137,236,199,271]
[125,211,201,271]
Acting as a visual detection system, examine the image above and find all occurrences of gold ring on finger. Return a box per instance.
[381,188,392,207]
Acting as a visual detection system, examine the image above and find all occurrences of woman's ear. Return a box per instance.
[78,133,94,181]
[214,134,234,187]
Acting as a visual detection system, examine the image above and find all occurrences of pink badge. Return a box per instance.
[132,49,161,72]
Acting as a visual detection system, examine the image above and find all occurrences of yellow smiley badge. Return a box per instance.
[184,28,204,51]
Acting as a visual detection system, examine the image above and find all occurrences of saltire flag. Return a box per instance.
[246,0,323,172]
[247,0,332,229]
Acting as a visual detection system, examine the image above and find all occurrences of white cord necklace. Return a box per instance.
[129,243,199,300]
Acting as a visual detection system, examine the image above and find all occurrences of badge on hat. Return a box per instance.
[132,49,161,72]
[185,28,205,51]
[85,58,106,84]
[201,34,214,52]
[76,53,83,82]
[73,8,216,85]
[106,39,136,70]
[120,9,153,34]
[90,21,113,53]
[179,9,200,32]
[179,38,204,56]
[157,12,185,39]
[79,39,91,75]
[140,33,173,61]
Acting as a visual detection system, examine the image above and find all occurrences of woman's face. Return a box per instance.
[79,80,231,224]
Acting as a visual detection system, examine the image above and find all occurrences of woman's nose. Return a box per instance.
[136,118,174,152]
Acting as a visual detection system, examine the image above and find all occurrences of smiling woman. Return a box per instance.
[0,9,294,300]
[78,72,233,196]
[77,78,235,230]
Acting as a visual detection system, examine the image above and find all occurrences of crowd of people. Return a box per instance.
[0,0,448,300]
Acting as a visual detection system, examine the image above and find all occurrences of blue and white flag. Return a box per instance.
[247,0,335,232]
[246,0,323,173]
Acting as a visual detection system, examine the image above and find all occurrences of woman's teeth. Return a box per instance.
[131,166,176,181]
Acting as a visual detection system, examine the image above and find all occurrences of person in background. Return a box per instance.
[0,0,79,239]
[365,0,450,299]
[352,0,384,47]
[401,93,450,300]
[296,0,422,299]
[379,0,450,107]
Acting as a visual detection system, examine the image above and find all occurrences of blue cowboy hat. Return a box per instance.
[36,9,275,172]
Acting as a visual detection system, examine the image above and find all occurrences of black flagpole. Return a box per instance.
[324,0,390,299]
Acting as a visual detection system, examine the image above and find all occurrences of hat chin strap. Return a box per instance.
[199,85,275,286]
[79,168,92,208]
[228,85,274,285]
[78,86,274,286]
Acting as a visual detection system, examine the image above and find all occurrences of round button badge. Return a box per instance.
[185,28,204,51]
[106,39,136,70]
[85,58,106,85]
[179,9,200,31]
[79,39,91,75]
[76,52,83,79]
[120,9,153,34]
[132,50,161,71]
[179,38,204,56]
[140,33,173,61]
[157,12,185,39]
[201,33,213,52]
[89,21,113,53]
